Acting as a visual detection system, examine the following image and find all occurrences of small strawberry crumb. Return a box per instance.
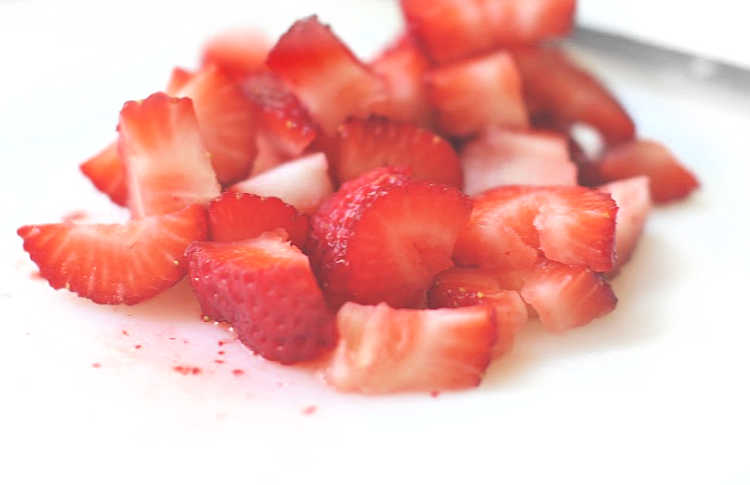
[218,340,226,346]
[168,337,176,341]
[173,365,202,375]
[232,369,244,376]
[217,350,225,355]
[302,405,317,415]
[214,359,225,364]
[183,339,189,344]
[134,344,142,350]
[121,330,129,336]
[92,362,101,368]
[430,391,440,398]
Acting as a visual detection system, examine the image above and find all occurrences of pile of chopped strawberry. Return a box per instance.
[19,1,700,395]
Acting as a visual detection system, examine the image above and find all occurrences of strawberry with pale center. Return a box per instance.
[18,205,208,305]
[325,302,497,394]
[308,167,472,308]
[186,232,336,364]
[598,176,652,271]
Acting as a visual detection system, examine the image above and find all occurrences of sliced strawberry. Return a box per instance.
[400,0,576,64]
[591,140,699,204]
[208,191,309,248]
[165,67,195,95]
[325,302,496,393]
[520,260,617,332]
[598,177,651,271]
[200,28,270,79]
[428,267,528,357]
[230,152,333,214]
[266,16,388,135]
[79,142,128,206]
[454,186,617,272]
[425,51,529,137]
[513,46,635,146]
[118,93,221,217]
[370,34,433,127]
[308,167,472,309]
[18,205,207,305]
[333,117,462,187]
[186,233,335,364]
[460,127,577,196]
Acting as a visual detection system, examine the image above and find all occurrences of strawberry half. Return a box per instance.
[460,127,577,196]
[79,143,128,206]
[325,302,496,394]
[598,176,651,271]
[333,117,462,188]
[425,51,529,137]
[370,34,434,127]
[186,233,336,364]
[400,0,576,64]
[454,185,617,272]
[118,92,221,217]
[18,205,207,305]
[208,191,309,248]
[200,28,270,79]
[428,267,528,358]
[591,140,699,204]
[230,152,334,214]
[308,167,472,309]
[513,46,635,146]
[266,16,388,135]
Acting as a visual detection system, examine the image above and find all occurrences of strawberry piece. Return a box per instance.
[230,152,333,214]
[428,267,528,357]
[333,117,462,187]
[169,66,258,185]
[455,186,617,272]
[520,260,617,332]
[370,34,433,127]
[118,93,221,217]
[79,143,128,206]
[592,140,699,204]
[200,28,270,79]
[208,192,309,248]
[18,205,207,305]
[513,46,635,146]
[425,51,529,137]
[308,167,472,309]
[598,177,651,271]
[400,0,576,64]
[165,67,195,95]
[460,127,577,196]
[266,16,388,135]
[186,233,335,364]
[325,302,496,393]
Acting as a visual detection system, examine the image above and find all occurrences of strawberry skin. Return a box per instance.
[455,185,617,272]
[325,303,496,394]
[200,28,270,79]
[79,142,128,206]
[333,117,462,188]
[18,205,207,305]
[266,16,388,135]
[186,233,336,364]
[208,191,309,248]
[598,176,651,271]
[425,51,529,137]
[118,92,221,217]
[460,127,577,196]
[309,167,472,309]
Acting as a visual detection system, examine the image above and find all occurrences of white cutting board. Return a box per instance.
[1,1,749,484]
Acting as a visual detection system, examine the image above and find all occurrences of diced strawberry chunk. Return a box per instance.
[266,16,388,135]
[200,28,270,79]
[309,167,472,309]
[425,51,529,137]
[598,177,651,271]
[400,0,576,64]
[333,117,462,187]
[454,186,617,271]
[165,67,195,95]
[118,93,221,217]
[325,303,496,393]
[591,140,699,204]
[461,127,577,195]
[520,260,617,332]
[186,233,335,364]
[230,152,334,214]
[513,46,635,146]
[79,143,128,206]
[208,192,309,248]
[370,34,434,127]
[428,267,528,357]
[18,205,207,305]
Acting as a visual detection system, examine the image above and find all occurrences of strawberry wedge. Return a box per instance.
[200,28,270,79]
[79,143,128,206]
[599,176,651,271]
